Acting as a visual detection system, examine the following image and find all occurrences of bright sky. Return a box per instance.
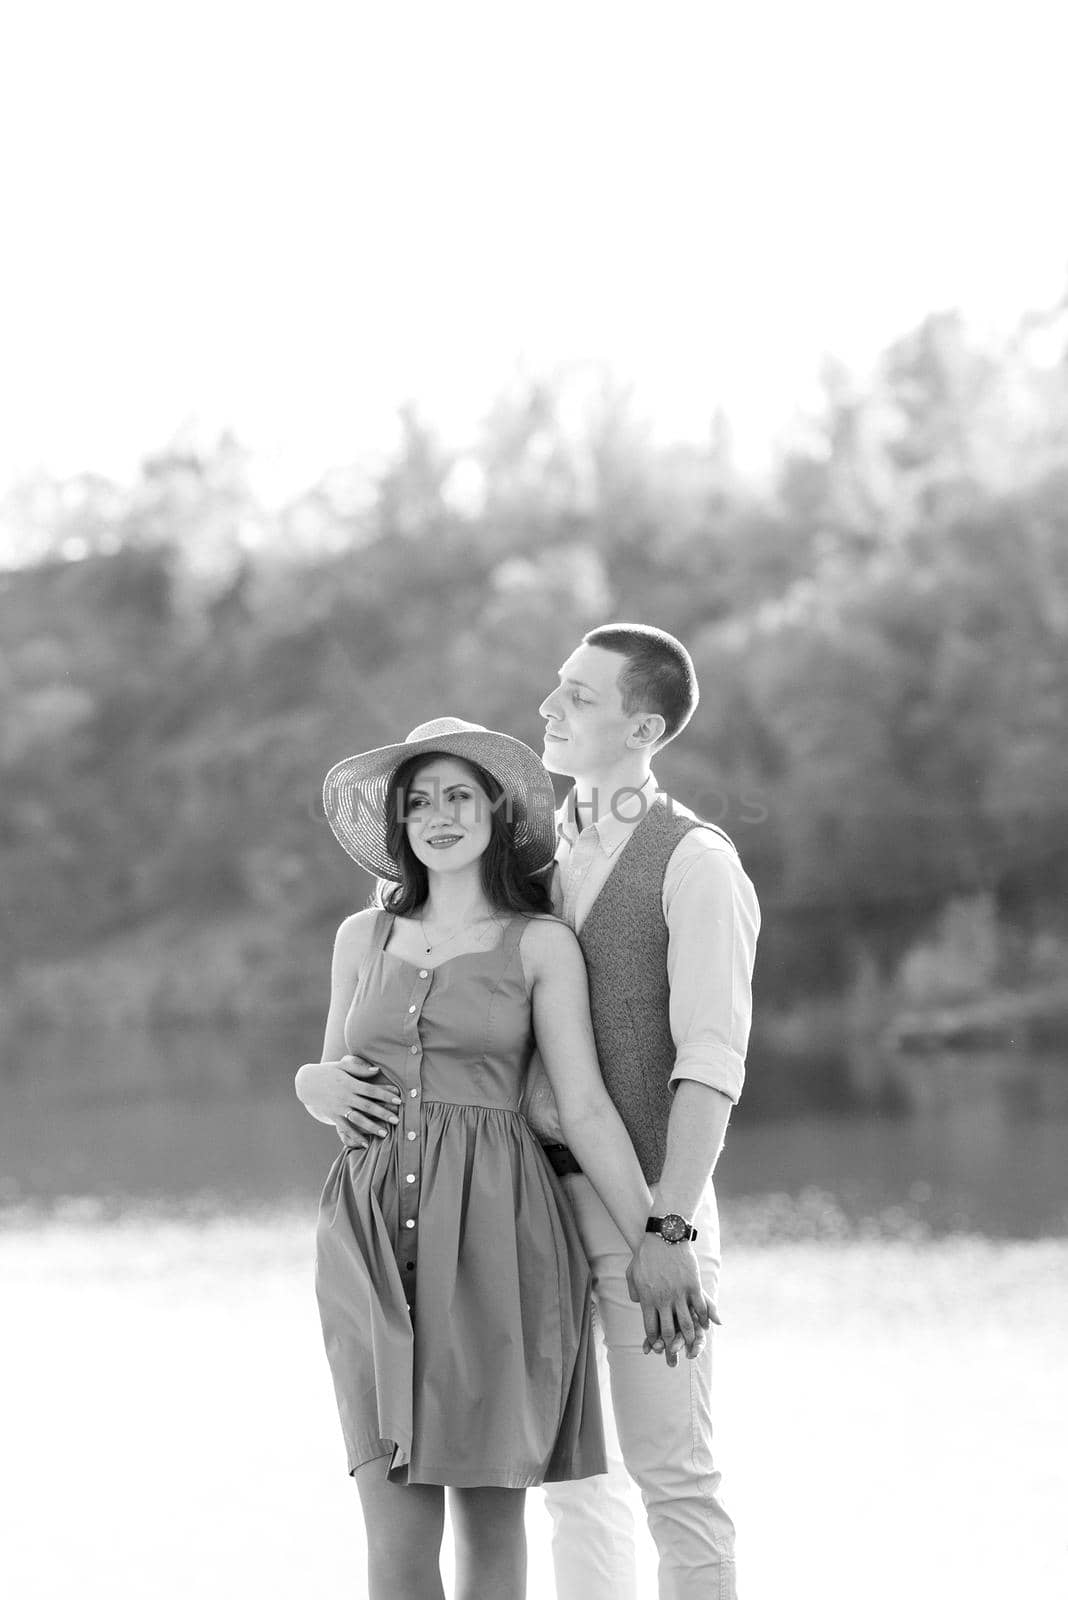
[1,0,1066,501]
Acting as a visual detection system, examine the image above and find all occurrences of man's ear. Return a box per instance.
[627,714,666,750]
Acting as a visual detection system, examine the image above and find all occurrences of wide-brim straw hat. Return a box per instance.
[322,717,558,881]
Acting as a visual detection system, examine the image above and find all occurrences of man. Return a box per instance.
[529,623,759,1600]
[316,623,759,1600]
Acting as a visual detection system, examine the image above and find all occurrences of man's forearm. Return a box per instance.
[650,1080,733,1220]
[295,1063,334,1124]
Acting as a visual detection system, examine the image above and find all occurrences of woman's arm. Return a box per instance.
[522,917,653,1250]
[294,911,401,1143]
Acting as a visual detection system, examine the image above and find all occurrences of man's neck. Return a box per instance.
[569,758,654,826]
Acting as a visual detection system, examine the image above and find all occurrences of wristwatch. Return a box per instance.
[645,1213,698,1244]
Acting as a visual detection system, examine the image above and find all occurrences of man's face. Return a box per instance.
[538,643,635,777]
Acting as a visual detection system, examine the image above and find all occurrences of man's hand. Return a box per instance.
[295,1056,401,1147]
[626,1237,719,1367]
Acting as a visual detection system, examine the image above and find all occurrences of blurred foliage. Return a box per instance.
[2,306,1068,1031]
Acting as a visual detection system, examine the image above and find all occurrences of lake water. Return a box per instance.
[2,1024,1066,1236]
[2,1027,1066,1600]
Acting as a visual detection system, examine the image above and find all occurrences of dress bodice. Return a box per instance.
[343,911,535,1111]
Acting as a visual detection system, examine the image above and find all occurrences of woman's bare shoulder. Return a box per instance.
[518,913,582,973]
[332,907,381,966]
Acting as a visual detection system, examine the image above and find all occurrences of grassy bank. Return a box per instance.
[2,912,326,1030]
[10,916,1068,1042]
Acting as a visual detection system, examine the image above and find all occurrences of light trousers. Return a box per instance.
[542,1176,736,1600]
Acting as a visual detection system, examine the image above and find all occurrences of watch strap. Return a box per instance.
[645,1213,698,1243]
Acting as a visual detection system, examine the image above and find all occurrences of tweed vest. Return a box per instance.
[577,797,736,1183]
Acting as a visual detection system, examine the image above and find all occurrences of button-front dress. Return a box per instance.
[314,910,606,1488]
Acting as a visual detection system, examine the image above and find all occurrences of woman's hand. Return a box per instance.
[295,1057,401,1147]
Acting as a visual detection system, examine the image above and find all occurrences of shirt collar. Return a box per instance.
[556,773,659,857]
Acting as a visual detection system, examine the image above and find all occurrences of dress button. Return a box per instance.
[410,1045,419,1054]
[406,1131,417,1141]
[408,1005,417,1014]
[409,1088,418,1098]
[405,1219,415,1229]
[418,970,429,979]
[406,1174,416,1184]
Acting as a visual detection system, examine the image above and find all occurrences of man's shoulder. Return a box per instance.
[653,795,740,859]
[656,802,760,925]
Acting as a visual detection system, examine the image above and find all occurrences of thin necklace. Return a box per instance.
[418,911,500,955]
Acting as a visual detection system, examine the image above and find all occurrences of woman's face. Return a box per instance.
[403,757,494,875]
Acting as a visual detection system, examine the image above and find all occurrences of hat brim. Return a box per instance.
[323,728,558,881]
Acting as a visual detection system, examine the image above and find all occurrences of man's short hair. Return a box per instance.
[583,623,699,745]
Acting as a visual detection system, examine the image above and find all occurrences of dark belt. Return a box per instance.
[541,1142,582,1178]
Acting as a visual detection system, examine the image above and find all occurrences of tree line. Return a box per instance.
[2,307,1067,1044]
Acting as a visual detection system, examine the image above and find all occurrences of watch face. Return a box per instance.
[660,1213,688,1243]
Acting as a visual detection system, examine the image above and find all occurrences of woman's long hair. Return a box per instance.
[378,752,553,917]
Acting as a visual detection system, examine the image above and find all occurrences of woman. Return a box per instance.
[295,717,652,1600]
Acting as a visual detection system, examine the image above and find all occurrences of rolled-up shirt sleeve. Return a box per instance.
[664,835,760,1104]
